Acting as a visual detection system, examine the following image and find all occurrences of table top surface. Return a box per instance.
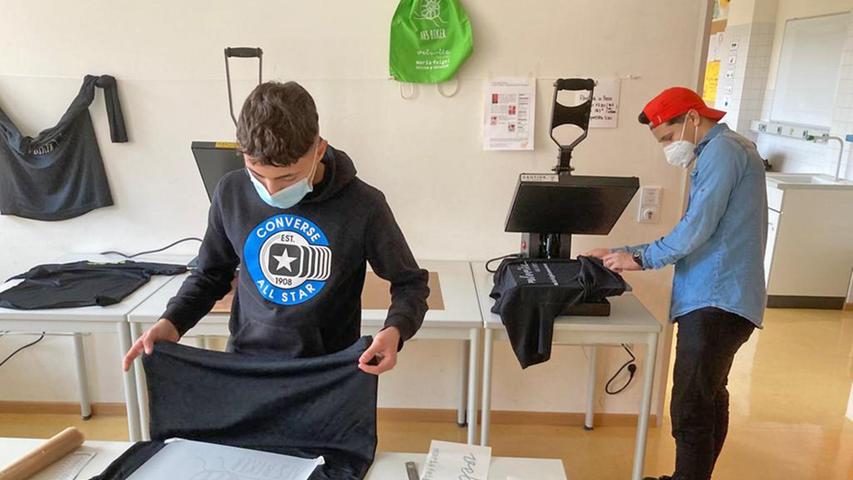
[0,254,194,324]
[128,259,483,329]
[0,438,567,479]
[471,261,661,333]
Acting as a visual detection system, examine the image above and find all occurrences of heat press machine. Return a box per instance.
[188,47,263,268]
[504,78,639,315]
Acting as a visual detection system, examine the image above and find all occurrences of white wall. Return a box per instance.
[0,0,706,414]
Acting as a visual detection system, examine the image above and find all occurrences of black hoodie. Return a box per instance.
[162,146,429,357]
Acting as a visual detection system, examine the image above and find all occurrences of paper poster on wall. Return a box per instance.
[703,61,720,105]
[576,78,621,129]
[482,78,536,151]
[708,32,725,62]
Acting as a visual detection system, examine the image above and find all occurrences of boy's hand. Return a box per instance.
[122,318,180,371]
[358,327,401,375]
[602,251,642,273]
[584,248,612,259]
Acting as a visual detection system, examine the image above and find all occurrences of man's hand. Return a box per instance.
[122,318,180,372]
[585,248,612,260]
[358,327,401,375]
[601,251,642,273]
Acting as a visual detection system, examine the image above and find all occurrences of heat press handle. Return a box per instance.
[550,78,596,174]
[224,47,264,126]
[225,47,263,58]
[554,78,595,92]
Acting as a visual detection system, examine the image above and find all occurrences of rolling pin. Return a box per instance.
[0,427,85,480]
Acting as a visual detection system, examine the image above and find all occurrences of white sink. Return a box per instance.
[766,173,853,188]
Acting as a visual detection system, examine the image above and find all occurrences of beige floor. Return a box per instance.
[1,308,851,479]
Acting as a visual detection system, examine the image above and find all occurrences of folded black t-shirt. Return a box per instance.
[0,260,187,310]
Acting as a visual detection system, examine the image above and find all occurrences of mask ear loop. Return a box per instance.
[678,114,689,142]
[683,109,700,143]
[307,140,323,188]
[437,78,460,98]
[399,82,417,100]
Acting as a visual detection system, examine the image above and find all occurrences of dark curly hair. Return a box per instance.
[236,81,319,166]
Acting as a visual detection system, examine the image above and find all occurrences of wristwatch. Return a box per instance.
[632,251,644,269]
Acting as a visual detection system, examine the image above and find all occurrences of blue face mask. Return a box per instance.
[248,143,322,209]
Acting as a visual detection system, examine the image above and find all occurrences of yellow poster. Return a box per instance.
[703,61,721,105]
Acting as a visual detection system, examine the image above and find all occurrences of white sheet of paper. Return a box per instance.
[483,78,536,151]
[126,439,324,480]
[576,78,621,129]
[421,440,492,480]
[30,447,96,480]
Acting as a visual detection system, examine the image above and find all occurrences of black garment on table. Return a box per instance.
[89,337,378,480]
[0,261,187,310]
[669,307,754,480]
[490,256,627,368]
[0,75,127,221]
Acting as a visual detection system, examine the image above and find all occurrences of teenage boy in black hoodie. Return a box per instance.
[123,81,429,375]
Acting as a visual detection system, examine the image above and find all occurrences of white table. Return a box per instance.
[0,254,192,443]
[0,437,568,479]
[127,260,484,444]
[471,262,661,480]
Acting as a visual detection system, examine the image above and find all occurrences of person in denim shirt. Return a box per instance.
[588,87,766,480]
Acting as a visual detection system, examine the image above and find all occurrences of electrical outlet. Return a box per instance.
[637,186,662,224]
[639,207,658,223]
[750,120,769,133]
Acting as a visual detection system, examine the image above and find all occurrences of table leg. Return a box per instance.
[72,333,92,420]
[584,346,598,430]
[631,332,659,480]
[458,340,469,427]
[117,323,141,441]
[466,329,479,444]
[479,328,493,446]
[130,323,151,441]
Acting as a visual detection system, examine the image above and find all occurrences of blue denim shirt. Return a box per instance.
[625,124,767,327]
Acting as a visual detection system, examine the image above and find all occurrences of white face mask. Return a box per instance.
[248,142,322,209]
[663,119,698,168]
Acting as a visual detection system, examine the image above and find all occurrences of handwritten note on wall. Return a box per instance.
[576,78,622,129]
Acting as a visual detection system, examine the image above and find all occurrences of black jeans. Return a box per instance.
[670,307,755,480]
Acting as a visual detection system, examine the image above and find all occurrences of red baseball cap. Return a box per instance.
[642,87,726,128]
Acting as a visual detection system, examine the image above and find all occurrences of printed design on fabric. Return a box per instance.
[27,135,61,156]
[244,214,332,306]
[415,0,446,28]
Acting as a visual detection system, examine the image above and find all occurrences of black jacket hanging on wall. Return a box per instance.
[0,261,187,310]
[0,75,127,221]
[490,256,628,368]
[90,337,378,480]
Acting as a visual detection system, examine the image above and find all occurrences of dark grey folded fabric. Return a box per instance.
[89,337,378,480]
[0,261,187,310]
